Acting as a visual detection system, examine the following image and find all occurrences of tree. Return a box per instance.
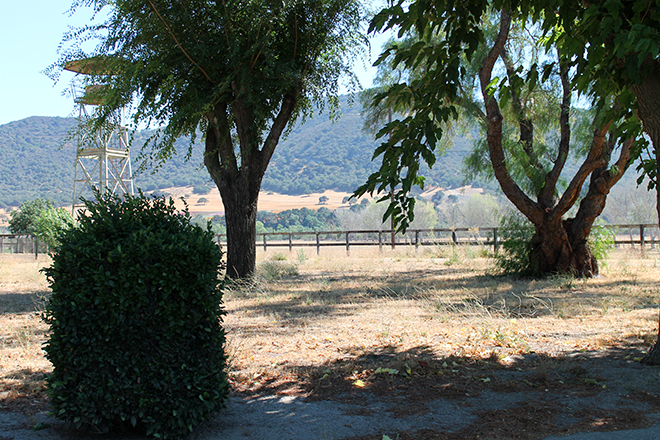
[356,2,643,277]
[53,0,366,279]
[9,199,54,235]
[33,207,76,250]
[318,195,329,205]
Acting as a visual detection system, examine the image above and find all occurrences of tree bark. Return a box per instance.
[629,70,660,365]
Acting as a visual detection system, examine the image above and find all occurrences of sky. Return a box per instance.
[0,1,388,126]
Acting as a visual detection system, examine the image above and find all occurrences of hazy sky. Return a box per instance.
[0,2,387,126]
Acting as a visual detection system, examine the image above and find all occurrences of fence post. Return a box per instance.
[493,228,499,252]
[641,224,645,255]
[34,237,39,259]
[288,233,293,252]
[316,233,320,256]
[378,231,383,253]
[452,230,458,245]
[345,232,350,256]
[263,234,267,252]
[415,230,419,250]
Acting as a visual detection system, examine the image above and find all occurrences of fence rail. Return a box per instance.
[3,224,658,257]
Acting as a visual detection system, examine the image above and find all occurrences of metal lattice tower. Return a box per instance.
[65,60,135,213]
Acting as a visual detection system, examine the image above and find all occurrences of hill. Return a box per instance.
[0,99,485,207]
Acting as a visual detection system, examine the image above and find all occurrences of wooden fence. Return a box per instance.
[3,224,658,257]
[0,235,46,257]
[214,223,660,256]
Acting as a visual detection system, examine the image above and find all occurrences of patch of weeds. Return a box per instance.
[259,261,299,280]
[271,252,288,261]
[445,246,462,266]
[296,249,307,263]
[14,325,35,351]
[478,246,492,258]
[480,325,530,351]
[550,273,577,290]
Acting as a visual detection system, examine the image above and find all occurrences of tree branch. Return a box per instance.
[204,104,238,186]
[479,10,541,224]
[540,59,571,207]
[146,0,214,83]
[554,121,611,216]
[259,90,300,176]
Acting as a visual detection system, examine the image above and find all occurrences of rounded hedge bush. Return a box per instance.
[43,193,228,439]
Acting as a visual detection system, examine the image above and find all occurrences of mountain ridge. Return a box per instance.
[0,102,479,207]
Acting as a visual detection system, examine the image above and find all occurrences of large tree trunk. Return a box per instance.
[528,217,598,277]
[630,70,660,365]
[221,185,259,279]
[203,103,263,279]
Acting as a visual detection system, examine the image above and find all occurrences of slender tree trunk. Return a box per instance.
[203,94,299,280]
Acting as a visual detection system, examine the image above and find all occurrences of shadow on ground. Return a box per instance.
[230,343,660,440]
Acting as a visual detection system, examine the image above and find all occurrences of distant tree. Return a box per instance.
[319,195,329,205]
[33,207,76,250]
[192,186,211,195]
[431,191,445,205]
[54,0,366,279]
[9,199,54,235]
[197,197,209,205]
[342,196,350,204]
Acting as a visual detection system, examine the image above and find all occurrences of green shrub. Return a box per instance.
[42,193,228,439]
[494,213,535,275]
[33,207,76,250]
[589,224,615,264]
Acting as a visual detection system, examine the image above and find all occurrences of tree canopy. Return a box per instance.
[356,1,648,276]
[53,0,367,278]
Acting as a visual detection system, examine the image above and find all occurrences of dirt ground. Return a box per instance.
[2,246,660,439]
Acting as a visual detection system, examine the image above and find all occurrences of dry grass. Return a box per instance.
[0,254,51,411]
[225,245,660,392]
[1,246,659,415]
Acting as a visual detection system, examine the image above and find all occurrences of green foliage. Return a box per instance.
[494,213,535,276]
[32,207,76,250]
[256,207,337,232]
[42,193,228,439]
[271,252,288,261]
[9,199,54,234]
[589,225,615,264]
